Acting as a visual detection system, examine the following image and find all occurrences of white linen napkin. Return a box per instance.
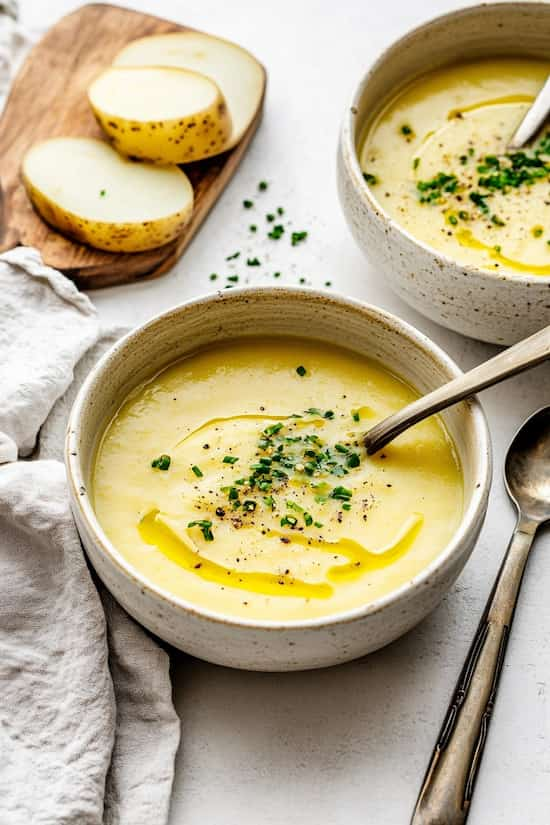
[0,248,180,824]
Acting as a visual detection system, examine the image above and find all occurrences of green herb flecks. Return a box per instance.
[291,231,308,246]
[296,365,307,376]
[151,454,171,471]
[363,171,378,185]
[191,465,203,478]
[187,519,214,541]
[417,173,458,204]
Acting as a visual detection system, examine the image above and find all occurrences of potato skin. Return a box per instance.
[22,174,193,253]
[91,94,232,165]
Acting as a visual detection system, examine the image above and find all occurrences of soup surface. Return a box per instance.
[93,338,463,621]
[361,58,550,276]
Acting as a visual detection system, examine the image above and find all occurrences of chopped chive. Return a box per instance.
[346,453,360,468]
[413,157,420,170]
[330,485,352,501]
[291,231,308,246]
[226,275,239,283]
[400,124,413,136]
[324,281,332,287]
[247,257,261,266]
[243,500,257,512]
[342,502,352,511]
[277,207,284,215]
[226,251,240,261]
[264,422,284,436]
[363,172,378,185]
[243,199,253,209]
[100,189,106,197]
[335,443,348,454]
[280,515,297,528]
[258,180,268,191]
[304,512,313,526]
[351,410,360,422]
[151,454,171,471]
[191,465,203,477]
[187,519,214,541]
[223,455,239,464]
[296,365,307,376]
[268,224,285,239]
[314,521,323,528]
[249,224,257,232]
[209,273,218,281]
[266,213,275,222]
[273,271,281,278]
[263,495,275,509]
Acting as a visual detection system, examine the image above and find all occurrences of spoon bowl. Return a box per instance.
[505,406,550,524]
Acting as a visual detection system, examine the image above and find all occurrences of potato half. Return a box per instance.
[114,31,264,150]
[88,66,232,163]
[22,137,194,253]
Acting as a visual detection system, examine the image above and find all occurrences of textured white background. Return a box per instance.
[20,1,550,822]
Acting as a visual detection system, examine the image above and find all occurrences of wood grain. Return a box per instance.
[0,3,265,289]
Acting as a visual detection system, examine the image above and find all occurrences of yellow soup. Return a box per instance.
[93,338,463,621]
[361,58,550,276]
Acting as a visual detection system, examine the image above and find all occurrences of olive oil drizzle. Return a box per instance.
[138,509,423,599]
[456,228,550,275]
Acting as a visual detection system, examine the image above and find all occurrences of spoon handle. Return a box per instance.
[411,518,537,825]
[508,75,550,150]
[365,325,550,455]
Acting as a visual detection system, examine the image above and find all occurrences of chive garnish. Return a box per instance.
[296,365,307,376]
[226,251,240,261]
[363,172,378,185]
[268,224,285,239]
[243,200,253,209]
[280,515,297,528]
[330,486,352,501]
[223,455,239,464]
[249,224,257,232]
[188,519,214,541]
[346,453,360,468]
[247,257,261,266]
[266,213,275,222]
[191,465,203,477]
[258,181,268,191]
[151,454,171,471]
[209,273,218,281]
[291,231,308,246]
[227,275,239,283]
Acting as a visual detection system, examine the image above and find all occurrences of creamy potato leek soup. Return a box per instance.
[93,338,463,621]
[361,58,550,276]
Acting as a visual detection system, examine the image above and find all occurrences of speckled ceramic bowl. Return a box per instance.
[66,288,491,671]
[338,2,550,345]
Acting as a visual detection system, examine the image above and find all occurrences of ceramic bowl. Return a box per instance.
[66,288,491,671]
[338,2,550,346]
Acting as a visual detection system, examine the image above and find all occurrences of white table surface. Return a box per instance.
[21,0,550,822]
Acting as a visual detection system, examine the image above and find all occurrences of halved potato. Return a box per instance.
[22,137,194,253]
[114,31,265,150]
[88,66,232,163]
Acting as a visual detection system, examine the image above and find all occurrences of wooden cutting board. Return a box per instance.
[0,3,266,289]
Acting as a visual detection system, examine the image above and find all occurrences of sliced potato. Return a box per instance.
[114,31,265,150]
[88,66,232,163]
[22,137,193,253]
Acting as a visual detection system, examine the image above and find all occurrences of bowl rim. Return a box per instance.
[65,286,492,631]
[340,0,550,286]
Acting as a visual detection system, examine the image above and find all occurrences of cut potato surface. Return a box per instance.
[114,31,264,149]
[22,137,193,253]
[89,66,232,163]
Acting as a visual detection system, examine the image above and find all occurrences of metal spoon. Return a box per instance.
[508,75,550,150]
[364,325,550,455]
[411,406,550,825]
